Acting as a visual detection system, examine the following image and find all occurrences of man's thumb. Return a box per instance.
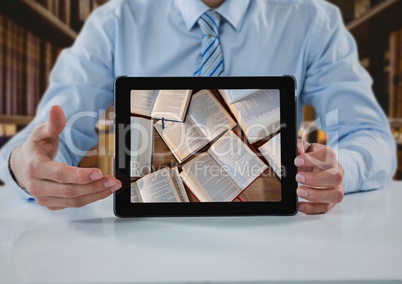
[32,105,66,142]
[47,105,66,138]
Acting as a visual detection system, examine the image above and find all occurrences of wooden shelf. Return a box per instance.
[347,0,402,57]
[0,0,77,47]
[0,115,33,126]
[389,118,402,128]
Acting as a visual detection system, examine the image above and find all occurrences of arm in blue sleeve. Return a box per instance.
[0,6,117,199]
[302,4,396,193]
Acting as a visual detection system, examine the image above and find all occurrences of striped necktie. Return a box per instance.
[194,10,224,76]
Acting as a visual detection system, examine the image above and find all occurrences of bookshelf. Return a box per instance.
[327,0,402,179]
[0,115,33,126]
[0,0,77,47]
[0,0,107,183]
[347,0,402,57]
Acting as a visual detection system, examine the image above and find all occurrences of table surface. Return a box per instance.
[0,182,401,284]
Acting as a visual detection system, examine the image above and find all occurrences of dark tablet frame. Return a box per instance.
[114,76,297,217]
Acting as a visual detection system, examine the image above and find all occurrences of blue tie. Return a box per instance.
[194,10,224,76]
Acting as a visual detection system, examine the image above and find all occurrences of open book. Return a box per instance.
[130,117,153,177]
[259,133,282,179]
[180,130,268,202]
[131,167,189,203]
[219,89,280,144]
[130,89,192,122]
[218,89,260,104]
[154,89,237,163]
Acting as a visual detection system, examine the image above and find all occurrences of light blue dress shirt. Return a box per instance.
[0,0,396,200]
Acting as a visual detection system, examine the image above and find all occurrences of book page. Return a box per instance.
[189,90,236,141]
[151,90,192,121]
[230,89,280,144]
[130,182,143,203]
[181,153,243,202]
[259,133,282,179]
[219,89,260,104]
[130,90,158,116]
[136,168,181,202]
[171,167,190,202]
[209,131,268,189]
[130,117,153,177]
[154,117,209,163]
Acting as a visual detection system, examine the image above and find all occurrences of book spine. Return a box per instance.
[16,25,27,116]
[79,0,92,22]
[384,49,390,117]
[0,14,4,115]
[47,0,54,16]
[398,30,402,117]
[26,31,36,117]
[52,0,59,18]
[59,0,71,26]
[11,21,19,116]
[33,36,41,114]
[5,19,16,116]
[389,30,399,118]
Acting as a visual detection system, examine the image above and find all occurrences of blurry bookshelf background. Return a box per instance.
[0,0,401,186]
[0,0,110,186]
[301,0,402,180]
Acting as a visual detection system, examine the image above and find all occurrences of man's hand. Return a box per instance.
[10,105,122,210]
[294,139,344,214]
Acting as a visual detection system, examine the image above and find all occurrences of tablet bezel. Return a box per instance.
[114,76,297,217]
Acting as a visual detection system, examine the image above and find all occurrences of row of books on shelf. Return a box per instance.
[359,27,402,119]
[34,0,108,31]
[388,29,402,118]
[330,0,383,23]
[0,13,61,116]
[129,89,282,203]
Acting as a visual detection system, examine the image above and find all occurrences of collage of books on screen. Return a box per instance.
[129,89,282,203]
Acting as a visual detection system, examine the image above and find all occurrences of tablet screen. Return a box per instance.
[129,89,283,203]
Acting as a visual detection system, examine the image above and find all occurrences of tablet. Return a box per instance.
[114,76,297,217]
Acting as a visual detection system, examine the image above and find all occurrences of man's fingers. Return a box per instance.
[27,175,121,198]
[295,143,336,170]
[294,140,343,215]
[28,159,104,185]
[36,188,114,209]
[297,139,311,155]
[298,202,336,215]
[296,166,343,188]
[297,185,344,204]
[31,105,66,142]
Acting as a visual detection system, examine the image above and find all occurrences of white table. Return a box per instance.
[0,182,401,283]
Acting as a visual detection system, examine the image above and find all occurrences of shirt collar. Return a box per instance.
[175,0,250,31]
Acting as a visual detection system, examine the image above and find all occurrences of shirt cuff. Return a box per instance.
[338,148,365,194]
[5,144,35,201]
